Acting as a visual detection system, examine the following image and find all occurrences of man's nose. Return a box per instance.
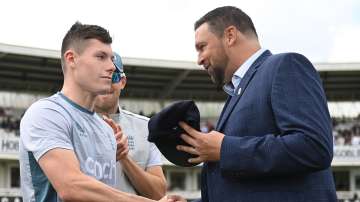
[108,59,116,72]
[197,54,204,66]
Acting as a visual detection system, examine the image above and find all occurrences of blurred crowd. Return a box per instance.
[0,107,21,136]
[333,115,360,146]
[2,105,360,147]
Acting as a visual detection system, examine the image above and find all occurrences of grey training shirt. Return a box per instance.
[19,92,117,202]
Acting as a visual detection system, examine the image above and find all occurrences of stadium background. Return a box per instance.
[0,42,360,201]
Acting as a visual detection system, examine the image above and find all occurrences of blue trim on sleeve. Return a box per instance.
[28,152,58,202]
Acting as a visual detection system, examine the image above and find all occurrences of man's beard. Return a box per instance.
[212,67,225,91]
[211,55,228,91]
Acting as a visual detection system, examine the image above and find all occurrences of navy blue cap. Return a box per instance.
[148,100,201,167]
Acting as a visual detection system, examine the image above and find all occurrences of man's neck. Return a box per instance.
[96,106,118,117]
[61,82,97,112]
[226,41,261,83]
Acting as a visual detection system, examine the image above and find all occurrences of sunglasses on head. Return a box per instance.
[112,70,125,83]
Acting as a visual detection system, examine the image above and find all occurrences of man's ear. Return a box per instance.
[223,25,238,46]
[64,49,76,69]
[119,76,127,90]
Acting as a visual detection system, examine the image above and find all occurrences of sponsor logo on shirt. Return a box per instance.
[84,157,116,181]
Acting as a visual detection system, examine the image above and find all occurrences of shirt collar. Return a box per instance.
[223,48,267,96]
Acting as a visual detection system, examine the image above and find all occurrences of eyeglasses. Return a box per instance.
[112,71,126,83]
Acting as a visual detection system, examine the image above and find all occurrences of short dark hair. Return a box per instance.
[194,6,258,38]
[61,21,112,69]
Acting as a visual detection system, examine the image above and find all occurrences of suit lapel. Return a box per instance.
[215,96,231,130]
[216,50,272,131]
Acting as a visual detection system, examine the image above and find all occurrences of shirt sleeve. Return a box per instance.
[20,100,73,161]
[146,142,163,168]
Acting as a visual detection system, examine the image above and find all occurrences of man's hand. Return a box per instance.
[158,195,187,202]
[103,116,129,161]
[176,121,225,164]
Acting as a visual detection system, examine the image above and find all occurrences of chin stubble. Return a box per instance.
[213,67,224,91]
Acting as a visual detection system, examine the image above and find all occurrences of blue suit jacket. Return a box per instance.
[199,51,337,202]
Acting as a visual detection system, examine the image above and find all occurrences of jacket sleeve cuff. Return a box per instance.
[219,135,248,177]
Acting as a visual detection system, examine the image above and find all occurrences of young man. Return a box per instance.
[19,22,184,202]
[177,6,337,202]
[94,52,167,200]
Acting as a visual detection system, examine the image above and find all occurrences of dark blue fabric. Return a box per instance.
[28,152,58,202]
[148,100,201,167]
[200,51,337,202]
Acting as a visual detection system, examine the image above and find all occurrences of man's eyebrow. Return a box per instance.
[195,42,206,50]
[96,50,112,57]
[195,43,199,50]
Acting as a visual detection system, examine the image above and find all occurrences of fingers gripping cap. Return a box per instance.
[148,100,201,167]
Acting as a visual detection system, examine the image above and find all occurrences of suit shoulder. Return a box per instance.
[265,52,313,71]
[270,52,310,62]
[121,110,149,123]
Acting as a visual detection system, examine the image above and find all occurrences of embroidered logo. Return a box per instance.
[128,136,135,150]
